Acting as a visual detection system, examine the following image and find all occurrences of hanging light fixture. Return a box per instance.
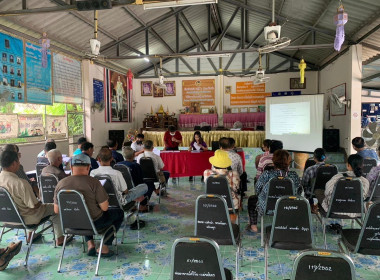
[333,1,348,51]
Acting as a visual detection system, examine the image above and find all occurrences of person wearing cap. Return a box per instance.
[203,150,241,213]
[163,125,182,151]
[54,153,124,257]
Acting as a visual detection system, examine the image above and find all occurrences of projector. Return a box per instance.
[90,39,101,56]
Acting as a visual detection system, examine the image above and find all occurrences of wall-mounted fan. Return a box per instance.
[253,53,270,85]
[330,93,351,108]
[363,122,380,147]
[153,58,166,89]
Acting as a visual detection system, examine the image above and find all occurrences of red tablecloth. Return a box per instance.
[223,112,265,128]
[160,150,245,177]
[179,114,218,128]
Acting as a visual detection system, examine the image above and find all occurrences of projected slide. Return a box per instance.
[270,102,310,135]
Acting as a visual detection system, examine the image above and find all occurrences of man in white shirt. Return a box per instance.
[131,134,145,158]
[90,148,147,208]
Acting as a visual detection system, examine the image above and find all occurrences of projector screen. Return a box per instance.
[265,94,324,152]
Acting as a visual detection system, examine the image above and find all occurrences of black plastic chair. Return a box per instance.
[318,177,364,249]
[362,158,377,178]
[310,164,338,194]
[170,237,232,280]
[36,163,48,185]
[289,250,356,280]
[194,125,201,131]
[264,196,314,279]
[57,190,117,276]
[369,173,380,202]
[0,187,54,266]
[211,141,220,151]
[39,174,59,204]
[113,164,135,190]
[140,157,164,204]
[195,194,241,277]
[200,125,211,132]
[260,176,295,246]
[263,163,275,171]
[205,174,238,212]
[339,201,380,256]
[304,158,316,171]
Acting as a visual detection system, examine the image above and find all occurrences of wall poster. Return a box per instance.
[18,114,44,137]
[0,114,18,139]
[46,115,67,137]
[0,32,25,103]
[53,53,82,104]
[182,79,215,106]
[25,42,52,105]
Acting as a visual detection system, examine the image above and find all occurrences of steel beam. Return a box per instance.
[362,72,380,83]
[211,7,240,51]
[176,14,180,73]
[22,0,27,10]
[241,7,246,70]
[246,20,271,49]
[244,56,260,74]
[356,23,380,44]
[208,4,212,51]
[224,43,241,71]
[269,59,289,72]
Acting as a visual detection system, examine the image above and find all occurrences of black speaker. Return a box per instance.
[76,0,112,11]
[211,141,219,151]
[109,130,124,150]
[323,129,339,152]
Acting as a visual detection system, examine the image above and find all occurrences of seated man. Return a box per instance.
[73,137,87,156]
[0,150,66,246]
[119,147,157,211]
[352,136,379,161]
[90,148,147,209]
[131,133,145,158]
[81,142,99,172]
[37,139,55,158]
[301,148,327,197]
[107,139,124,163]
[366,146,380,198]
[54,154,124,257]
[41,149,69,181]
[37,142,57,165]
[136,140,170,183]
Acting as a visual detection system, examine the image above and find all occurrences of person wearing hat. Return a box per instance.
[54,153,124,257]
[203,150,241,220]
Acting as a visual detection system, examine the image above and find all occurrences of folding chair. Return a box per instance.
[318,177,364,249]
[140,157,165,204]
[36,163,48,186]
[289,250,356,280]
[304,158,316,171]
[260,176,295,246]
[39,174,59,204]
[362,158,377,178]
[113,164,135,190]
[339,201,380,256]
[369,173,380,202]
[170,237,232,280]
[263,163,275,172]
[310,164,338,195]
[264,196,314,279]
[0,187,55,266]
[94,174,140,243]
[57,190,117,276]
[195,194,241,278]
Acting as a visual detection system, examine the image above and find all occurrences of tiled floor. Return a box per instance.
[1,168,380,279]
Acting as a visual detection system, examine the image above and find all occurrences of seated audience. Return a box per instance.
[0,150,66,246]
[188,131,208,151]
[73,137,87,156]
[255,139,271,168]
[248,149,301,232]
[54,154,123,257]
[219,137,243,176]
[203,150,241,211]
[301,148,327,196]
[119,147,157,212]
[256,140,283,179]
[163,125,182,151]
[90,148,147,208]
[0,241,22,271]
[37,139,55,158]
[107,139,124,163]
[37,142,57,165]
[81,142,99,171]
[366,146,380,197]
[228,137,248,197]
[352,137,379,161]
[42,149,69,181]
[131,134,145,158]
[2,144,38,196]
[322,154,369,217]
[136,140,170,183]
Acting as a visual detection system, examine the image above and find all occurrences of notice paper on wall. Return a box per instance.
[0,114,18,139]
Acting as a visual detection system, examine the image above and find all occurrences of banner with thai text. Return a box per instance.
[236,81,265,94]
[18,114,44,137]
[230,93,271,105]
[182,79,215,106]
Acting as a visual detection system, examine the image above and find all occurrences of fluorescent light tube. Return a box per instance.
[144,0,217,10]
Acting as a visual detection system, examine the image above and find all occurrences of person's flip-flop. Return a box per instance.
[0,241,22,271]
[58,235,75,247]
[96,250,114,258]
[26,232,42,244]
[87,247,96,257]
[130,220,146,230]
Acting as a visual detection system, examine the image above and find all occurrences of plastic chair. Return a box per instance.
[39,174,59,204]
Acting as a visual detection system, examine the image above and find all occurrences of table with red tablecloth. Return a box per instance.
[223,112,265,128]
[160,150,245,177]
[178,114,218,128]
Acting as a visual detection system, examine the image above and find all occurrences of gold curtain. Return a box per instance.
[142,130,265,148]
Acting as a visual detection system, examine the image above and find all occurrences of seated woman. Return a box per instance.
[248,149,301,232]
[322,154,369,216]
[189,131,208,181]
[203,150,240,221]
[301,148,327,196]
[366,146,380,199]
[255,139,271,169]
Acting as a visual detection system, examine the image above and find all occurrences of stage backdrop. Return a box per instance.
[105,69,132,122]
[25,42,52,105]
[182,79,215,106]
[0,32,25,103]
[53,53,82,104]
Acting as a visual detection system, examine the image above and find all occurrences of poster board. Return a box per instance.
[53,53,82,104]
[230,93,271,105]
[0,114,18,139]
[182,79,215,106]
[236,81,265,93]
[93,78,104,105]
[46,115,67,137]
[330,83,346,116]
[0,32,25,103]
[18,114,44,137]
[25,42,52,105]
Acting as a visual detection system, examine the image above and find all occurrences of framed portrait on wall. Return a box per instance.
[141,81,152,96]
[290,78,306,89]
[225,85,232,94]
[153,84,164,98]
[164,81,176,96]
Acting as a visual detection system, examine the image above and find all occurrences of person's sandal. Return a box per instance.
[87,247,96,257]
[0,241,22,271]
